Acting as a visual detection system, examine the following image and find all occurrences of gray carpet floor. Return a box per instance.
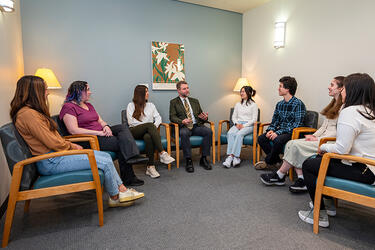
[1,148,375,249]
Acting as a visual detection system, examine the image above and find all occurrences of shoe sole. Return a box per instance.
[146,171,160,178]
[260,177,285,186]
[108,201,135,208]
[289,187,308,193]
[120,193,145,203]
[160,159,175,164]
[298,211,329,228]
[309,202,336,216]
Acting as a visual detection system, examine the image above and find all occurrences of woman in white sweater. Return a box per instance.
[223,86,258,168]
[127,85,174,178]
[298,73,375,228]
[260,76,344,192]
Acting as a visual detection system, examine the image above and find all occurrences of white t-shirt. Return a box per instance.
[320,105,375,176]
[232,101,258,127]
[126,102,162,128]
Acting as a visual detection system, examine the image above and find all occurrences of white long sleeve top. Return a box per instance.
[126,102,162,128]
[320,105,375,177]
[232,101,258,127]
[313,117,338,139]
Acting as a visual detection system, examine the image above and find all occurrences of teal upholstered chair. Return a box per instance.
[0,123,104,247]
[169,121,215,169]
[52,115,118,161]
[312,137,375,234]
[121,110,172,170]
[217,108,260,166]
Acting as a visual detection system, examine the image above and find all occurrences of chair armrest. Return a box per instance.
[291,127,317,140]
[319,137,336,147]
[64,135,100,150]
[10,150,100,193]
[159,123,171,150]
[169,122,179,142]
[258,122,271,135]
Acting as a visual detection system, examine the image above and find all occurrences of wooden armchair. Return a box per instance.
[170,122,215,168]
[313,137,375,234]
[0,123,104,247]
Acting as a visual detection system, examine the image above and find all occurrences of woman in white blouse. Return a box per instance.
[127,85,175,178]
[260,76,344,192]
[223,86,258,168]
[298,73,375,228]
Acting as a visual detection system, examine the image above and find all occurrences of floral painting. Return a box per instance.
[152,41,185,90]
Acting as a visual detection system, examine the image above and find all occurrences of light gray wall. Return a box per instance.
[0,0,24,208]
[242,0,375,123]
[20,0,242,125]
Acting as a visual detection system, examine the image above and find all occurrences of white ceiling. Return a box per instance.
[177,0,271,14]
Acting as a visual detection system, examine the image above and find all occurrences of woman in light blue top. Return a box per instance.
[223,86,258,168]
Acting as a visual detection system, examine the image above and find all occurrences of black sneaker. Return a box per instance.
[260,172,285,186]
[289,178,307,193]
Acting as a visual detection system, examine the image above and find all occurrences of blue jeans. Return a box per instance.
[226,122,253,157]
[36,150,122,196]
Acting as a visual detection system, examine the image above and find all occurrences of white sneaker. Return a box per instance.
[232,157,241,168]
[119,188,145,202]
[108,197,135,208]
[159,152,175,164]
[298,208,329,228]
[309,199,336,216]
[223,155,233,168]
[146,165,160,178]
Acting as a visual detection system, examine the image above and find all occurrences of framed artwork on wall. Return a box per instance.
[152,41,185,90]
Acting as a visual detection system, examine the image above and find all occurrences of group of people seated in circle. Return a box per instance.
[9,72,375,228]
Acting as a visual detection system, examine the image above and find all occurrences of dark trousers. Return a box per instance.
[257,133,291,164]
[97,124,140,182]
[180,124,212,159]
[130,123,164,165]
[302,156,375,209]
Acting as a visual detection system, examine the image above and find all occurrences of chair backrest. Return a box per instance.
[229,108,260,127]
[121,110,128,125]
[0,123,39,191]
[303,110,319,129]
[51,115,70,136]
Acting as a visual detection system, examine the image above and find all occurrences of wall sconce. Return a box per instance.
[35,68,62,89]
[0,0,14,12]
[233,78,252,92]
[274,22,286,48]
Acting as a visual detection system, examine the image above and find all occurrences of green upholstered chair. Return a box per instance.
[0,122,104,247]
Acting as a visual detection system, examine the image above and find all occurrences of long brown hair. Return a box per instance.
[320,76,344,119]
[10,75,57,131]
[132,85,148,121]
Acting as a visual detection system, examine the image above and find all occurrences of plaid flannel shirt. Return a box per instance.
[266,96,306,135]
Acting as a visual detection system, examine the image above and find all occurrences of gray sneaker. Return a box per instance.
[298,208,329,228]
[309,198,336,216]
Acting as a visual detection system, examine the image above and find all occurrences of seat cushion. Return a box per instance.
[220,133,253,145]
[33,169,105,189]
[324,176,375,198]
[103,151,117,160]
[179,136,203,147]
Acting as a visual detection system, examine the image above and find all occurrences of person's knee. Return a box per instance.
[143,133,152,142]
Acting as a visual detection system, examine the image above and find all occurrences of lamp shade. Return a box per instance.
[35,68,62,89]
[233,78,251,92]
[0,0,14,12]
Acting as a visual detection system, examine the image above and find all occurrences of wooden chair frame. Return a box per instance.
[170,122,215,168]
[158,123,172,170]
[2,136,103,248]
[217,120,259,166]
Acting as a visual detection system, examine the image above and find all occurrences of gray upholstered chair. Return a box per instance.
[0,123,104,247]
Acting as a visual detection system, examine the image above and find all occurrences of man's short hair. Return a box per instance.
[279,76,297,95]
[176,81,188,90]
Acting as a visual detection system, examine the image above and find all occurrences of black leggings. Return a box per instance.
[130,123,164,165]
[302,155,375,209]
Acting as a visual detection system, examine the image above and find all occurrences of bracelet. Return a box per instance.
[103,125,110,129]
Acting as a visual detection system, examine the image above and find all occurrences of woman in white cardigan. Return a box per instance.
[260,76,344,192]
[298,73,375,228]
[127,85,174,178]
[223,86,258,168]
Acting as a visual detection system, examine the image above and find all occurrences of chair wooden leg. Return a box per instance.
[313,192,323,234]
[212,133,216,165]
[2,192,18,247]
[176,140,180,169]
[334,198,338,208]
[93,185,104,226]
[252,143,256,166]
[289,167,294,181]
[217,140,221,161]
[24,200,31,213]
